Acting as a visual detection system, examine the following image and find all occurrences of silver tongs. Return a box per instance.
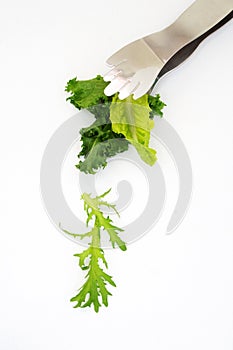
[104,0,233,99]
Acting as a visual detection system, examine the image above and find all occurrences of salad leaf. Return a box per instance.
[148,94,166,118]
[71,228,116,312]
[81,191,126,251]
[60,189,126,312]
[110,94,157,165]
[65,75,111,109]
[76,114,129,174]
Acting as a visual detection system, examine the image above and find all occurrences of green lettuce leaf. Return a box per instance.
[76,115,129,174]
[60,189,126,312]
[110,94,157,165]
[65,75,110,109]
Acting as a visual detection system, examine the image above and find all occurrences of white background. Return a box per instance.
[1,0,233,349]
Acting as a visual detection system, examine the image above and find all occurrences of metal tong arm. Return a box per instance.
[144,0,233,63]
[158,10,233,78]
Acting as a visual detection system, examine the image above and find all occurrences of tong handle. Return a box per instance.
[145,0,233,62]
[172,0,231,34]
[158,10,233,78]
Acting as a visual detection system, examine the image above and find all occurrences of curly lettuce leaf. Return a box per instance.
[148,94,166,118]
[81,191,127,251]
[60,189,126,312]
[71,226,116,312]
[76,117,129,174]
[65,75,110,109]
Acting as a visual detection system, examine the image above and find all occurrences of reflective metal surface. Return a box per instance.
[104,0,233,99]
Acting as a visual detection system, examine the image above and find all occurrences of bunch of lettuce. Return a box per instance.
[65,75,166,174]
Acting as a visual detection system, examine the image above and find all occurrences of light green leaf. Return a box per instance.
[130,140,157,166]
[110,94,157,165]
[61,189,126,312]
